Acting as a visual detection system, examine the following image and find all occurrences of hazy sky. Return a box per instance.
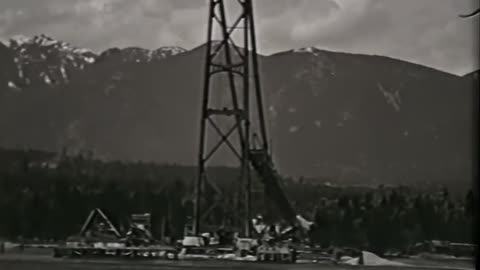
[0,0,478,75]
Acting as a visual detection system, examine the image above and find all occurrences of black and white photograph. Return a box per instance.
[0,1,478,269]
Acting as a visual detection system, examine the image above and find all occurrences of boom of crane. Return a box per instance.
[248,148,314,239]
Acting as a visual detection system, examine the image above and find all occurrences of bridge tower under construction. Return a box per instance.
[193,0,269,238]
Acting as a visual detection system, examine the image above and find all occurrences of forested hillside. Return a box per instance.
[0,148,475,252]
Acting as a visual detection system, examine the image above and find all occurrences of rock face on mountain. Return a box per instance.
[0,35,476,187]
[262,48,475,186]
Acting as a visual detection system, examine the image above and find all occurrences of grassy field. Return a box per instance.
[0,257,475,270]
[0,248,475,270]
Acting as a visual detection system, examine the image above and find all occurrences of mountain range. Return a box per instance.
[0,35,477,187]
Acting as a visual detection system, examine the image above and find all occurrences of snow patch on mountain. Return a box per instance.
[156,46,186,56]
[7,81,21,91]
[268,105,278,120]
[293,47,323,56]
[60,66,67,81]
[294,47,318,53]
[84,57,95,64]
[44,74,52,84]
[73,48,94,54]
[8,35,31,46]
[377,83,401,112]
[3,34,99,87]
[101,46,187,63]
[0,37,9,46]
[11,35,93,55]
[157,46,187,58]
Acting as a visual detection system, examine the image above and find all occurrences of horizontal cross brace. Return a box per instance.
[206,108,245,117]
[210,63,245,75]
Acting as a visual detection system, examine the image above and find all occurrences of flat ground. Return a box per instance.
[0,248,475,270]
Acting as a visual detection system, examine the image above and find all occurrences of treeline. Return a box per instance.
[0,148,476,253]
[309,187,475,254]
[0,148,236,240]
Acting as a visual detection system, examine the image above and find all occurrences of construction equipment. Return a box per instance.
[125,213,155,246]
[53,209,178,260]
[249,149,314,233]
[248,149,315,262]
[76,208,123,244]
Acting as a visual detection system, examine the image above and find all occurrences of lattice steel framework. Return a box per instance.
[193,0,269,237]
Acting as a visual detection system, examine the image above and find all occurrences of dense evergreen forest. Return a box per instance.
[0,148,476,253]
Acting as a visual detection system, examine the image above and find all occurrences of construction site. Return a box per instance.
[0,0,477,269]
[50,0,322,264]
[44,1,476,266]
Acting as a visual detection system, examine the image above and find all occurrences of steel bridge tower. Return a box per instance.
[193,0,269,238]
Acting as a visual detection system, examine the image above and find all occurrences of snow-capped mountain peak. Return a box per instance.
[2,34,99,90]
[7,34,62,48]
[7,34,94,56]
[152,46,187,59]
[8,35,32,47]
[33,35,58,46]
[290,47,326,57]
[2,35,188,93]
[98,46,187,63]
[293,46,320,54]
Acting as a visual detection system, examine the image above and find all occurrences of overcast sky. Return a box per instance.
[0,0,478,75]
